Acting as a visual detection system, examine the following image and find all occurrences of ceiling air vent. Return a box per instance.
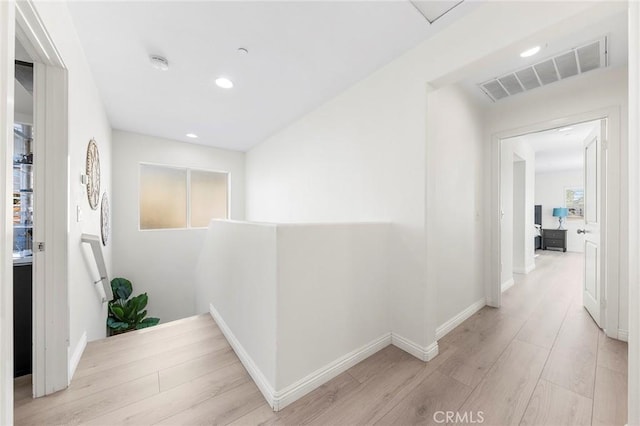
[479,37,607,102]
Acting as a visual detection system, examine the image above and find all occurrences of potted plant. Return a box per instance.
[107,277,160,336]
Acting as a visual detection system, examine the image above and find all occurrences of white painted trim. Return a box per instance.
[275,333,392,411]
[391,333,439,362]
[68,331,86,383]
[617,329,629,343]
[501,278,515,293]
[628,3,640,424]
[209,303,399,412]
[0,1,16,424]
[208,304,276,410]
[435,298,486,341]
[513,263,536,274]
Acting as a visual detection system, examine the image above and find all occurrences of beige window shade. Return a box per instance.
[139,164,187,229]
[190,170,229,227]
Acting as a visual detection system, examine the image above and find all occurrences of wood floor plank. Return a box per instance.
[83,362,250,425]
[15,337,230,421]
[437,316,525,388]
[76,326,222,376]
[226,405,276,426]
[158,348,239,392]
[18,374,159,426]
[269,371,360,425]
[597,331,628,375]
[592,366,628,426]
[520,379,592,426]
[346,345,413,384]
[375,370,472,426]
[305,352,425,426]
[153,381,265,426]
[457,340,548,426]
[82,314,215,358]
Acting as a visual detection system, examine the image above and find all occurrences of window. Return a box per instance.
[139,164,229,230]
[565,187,584,218]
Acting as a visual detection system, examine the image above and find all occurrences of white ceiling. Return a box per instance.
[512,120,599,174]
[67,1,474,151]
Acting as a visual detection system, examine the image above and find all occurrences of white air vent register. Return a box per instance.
[479,37,608,102]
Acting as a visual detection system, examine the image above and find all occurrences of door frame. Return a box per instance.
[627,2,639,424]
[488,107,622,341]
[1,0,70,420]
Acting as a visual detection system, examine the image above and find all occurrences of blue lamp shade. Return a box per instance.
[553,208,569,218]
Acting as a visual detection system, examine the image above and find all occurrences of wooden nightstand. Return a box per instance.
[543,229,567,252]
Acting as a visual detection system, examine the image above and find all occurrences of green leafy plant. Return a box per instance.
[107,277,160,335]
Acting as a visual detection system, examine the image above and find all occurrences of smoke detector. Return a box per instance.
[150,55,169,71]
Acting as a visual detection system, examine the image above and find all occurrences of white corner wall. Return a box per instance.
[426,84,486,329]
[112,130,245,323]
[501,139,536,287]
[32,2,113,359]
[535,170,585,253]
[195,220,278,388]
[195,220,390,409]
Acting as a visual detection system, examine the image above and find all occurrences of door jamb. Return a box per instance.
[2,0,70,414]
[489,107,621,341]
[0,1,16,424]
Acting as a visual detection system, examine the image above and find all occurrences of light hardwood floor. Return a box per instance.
[14,251,627,425]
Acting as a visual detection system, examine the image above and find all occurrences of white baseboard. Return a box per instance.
[391,333,439,361]
[501,278,515,292]
[209,304,277,410]
[514,263,536,274]
[618,329,629,342]
[274,332,392,411]
[435,298,486,341]
[209,303,394,412]
[68,331,87,384]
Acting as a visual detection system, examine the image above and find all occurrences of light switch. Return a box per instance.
[77,205,83,222]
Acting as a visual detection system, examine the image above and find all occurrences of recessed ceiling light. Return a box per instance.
[557,126,574,132]
[520,46,541,58]
[150,55,169,71]
[215,77,234,89]
[186,133,198,139]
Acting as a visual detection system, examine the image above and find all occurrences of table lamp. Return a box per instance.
[552,207,569,230]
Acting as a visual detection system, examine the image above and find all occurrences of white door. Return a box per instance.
[581,120,605,328]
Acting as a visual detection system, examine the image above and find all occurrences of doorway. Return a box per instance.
[500,119,604,328]
[491,111,621,340]
[1,2,71,421]
[12,56,34,385]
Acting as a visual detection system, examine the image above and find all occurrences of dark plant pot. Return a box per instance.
[107,327,133,337]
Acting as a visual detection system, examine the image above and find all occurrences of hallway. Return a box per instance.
[14,252,627,425]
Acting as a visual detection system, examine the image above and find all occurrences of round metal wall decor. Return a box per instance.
[101,192,110,246]
[86,139,101,210]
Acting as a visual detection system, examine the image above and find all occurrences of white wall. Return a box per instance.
[275,223,390,389]
[195,220,390,406]
[195,220,278,387]
[486,66,629,334]
[535,170,585,253]
[500,139,536,285]
[246,1,605,348]
[32,2,113,357]
[427,85,485,327]
[112,130,245,323]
